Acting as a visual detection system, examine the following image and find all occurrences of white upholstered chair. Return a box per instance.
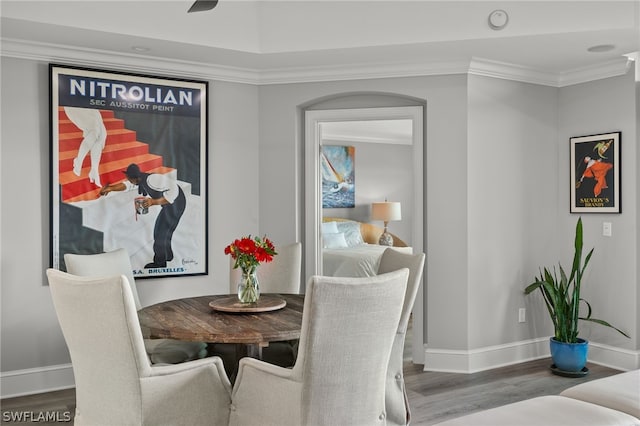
[377,248,426,426]
[228,269,409,426]
[46,269,232,426]
[64,249,207,364]
[228,241,302,367]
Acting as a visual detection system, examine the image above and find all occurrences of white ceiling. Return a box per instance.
[1,0,639,84]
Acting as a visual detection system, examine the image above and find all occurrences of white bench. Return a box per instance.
[434,370,640,426]
[561,369,640,419]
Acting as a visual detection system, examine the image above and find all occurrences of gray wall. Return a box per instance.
[637,75,640,348]
[1,53,638,396]
[256,72,638,360]
[467,74,559,349]
[557,71,637,349]
[257,76,471,349]
[1,58,261,375]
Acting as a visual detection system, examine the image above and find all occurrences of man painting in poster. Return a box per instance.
[99,163,186,268]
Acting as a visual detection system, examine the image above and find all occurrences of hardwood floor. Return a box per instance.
[1,357,622,425]
[1,388,75,425]
[405,358,622,425]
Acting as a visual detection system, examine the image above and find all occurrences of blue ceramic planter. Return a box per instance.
[550,337,588,372]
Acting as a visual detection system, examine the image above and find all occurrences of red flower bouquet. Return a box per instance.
[225,236,277,303]
[224,235,277,274]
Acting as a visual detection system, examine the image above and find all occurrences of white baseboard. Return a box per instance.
[588,341,640,371]
[1,364,75,399]
[424,337,550,373]
[2,341,637,398]
[423,338,640,373]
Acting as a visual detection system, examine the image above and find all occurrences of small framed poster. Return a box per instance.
[570,131,620,213]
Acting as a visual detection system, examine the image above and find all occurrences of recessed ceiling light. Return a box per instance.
[587,44,615,53]
[132,46,150,53]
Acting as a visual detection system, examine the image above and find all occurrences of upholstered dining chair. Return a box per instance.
[377,248,426,426]
[227,241,302,367]
[65,249,208,364]
[228,269,409,426]
[46,269,232,426]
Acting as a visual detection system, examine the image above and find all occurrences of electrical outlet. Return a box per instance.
[518,308,526,323]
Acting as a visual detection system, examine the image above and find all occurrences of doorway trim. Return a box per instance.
[304,106,425,363]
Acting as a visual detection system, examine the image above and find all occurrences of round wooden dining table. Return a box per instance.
[138,293,304,360]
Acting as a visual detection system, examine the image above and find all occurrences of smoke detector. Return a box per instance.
[488,10,509,30]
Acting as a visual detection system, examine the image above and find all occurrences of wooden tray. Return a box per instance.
[209,295,287,313]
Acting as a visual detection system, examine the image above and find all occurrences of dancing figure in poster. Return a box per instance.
[577,156,613,197]
[99,163,186,268]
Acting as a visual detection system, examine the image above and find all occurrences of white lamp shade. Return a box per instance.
[371,202,402,222]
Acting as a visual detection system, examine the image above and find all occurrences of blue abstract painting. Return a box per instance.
[321,145,355,208]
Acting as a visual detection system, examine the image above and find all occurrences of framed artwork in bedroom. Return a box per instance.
[570,131,620,214]
[321,145,355,208]
[49,64,208,279]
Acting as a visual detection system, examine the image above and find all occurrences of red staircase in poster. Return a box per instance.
[57,108,175,203]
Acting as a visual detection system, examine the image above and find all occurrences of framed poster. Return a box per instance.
[570,131,620,213]
[321,145,355,208]
[50,64,208,278]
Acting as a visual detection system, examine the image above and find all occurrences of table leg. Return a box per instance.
[228,343,265,383]
[246,344,263,359]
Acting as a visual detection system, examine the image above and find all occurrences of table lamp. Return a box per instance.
[371,200,402,246]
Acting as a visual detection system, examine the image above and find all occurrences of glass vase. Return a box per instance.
[237,269,260,303]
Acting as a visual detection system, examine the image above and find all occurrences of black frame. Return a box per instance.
[50,64,209,278]
[570,131,620,213]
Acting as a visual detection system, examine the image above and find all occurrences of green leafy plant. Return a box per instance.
[524,217,629,343]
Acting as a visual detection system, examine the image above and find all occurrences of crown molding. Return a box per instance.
[0,38,260,84]
[469,57,633,87]
[557,57,635,87]
[469,57,559,87]
[256,60,470,84]
[1,38,631,87]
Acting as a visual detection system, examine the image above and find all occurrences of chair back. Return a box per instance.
[65,248,142,309]
[47,269,150,425]
[293,269,408,425]
[65,248,210,365]
[377,248,426,426]
[229,242,302,294]
[378,248,426,334]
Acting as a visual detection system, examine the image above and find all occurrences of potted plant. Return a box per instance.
[525,217,629,375]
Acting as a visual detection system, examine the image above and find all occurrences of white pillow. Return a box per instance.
[336,221,365,247]
[322,221,339,234]
[323,232,348,249]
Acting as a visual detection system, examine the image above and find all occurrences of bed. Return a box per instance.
[322,217,412,277]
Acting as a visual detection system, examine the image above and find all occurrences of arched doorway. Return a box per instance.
[303,101,425,363]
